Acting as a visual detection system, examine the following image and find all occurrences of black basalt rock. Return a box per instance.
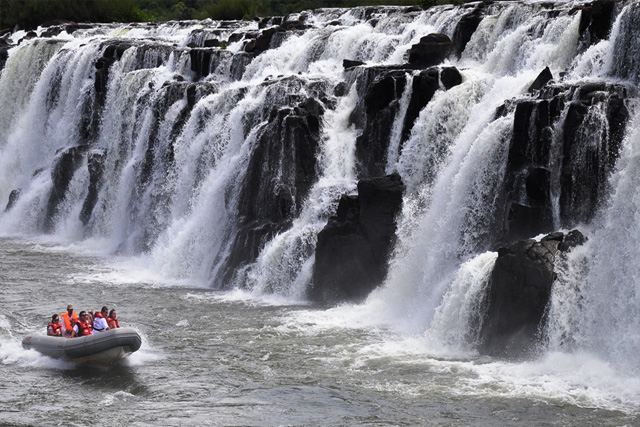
[575,0,616,46]
[44,146,89,232]
[528,67,553,93]
[310,173,405,305]
[5,189,21,212]
[217,97,324,285]
[364,70,406,114]
[504,202,554,243]
[244,27,281,55]
[352,65,462,177]
[402,66,462,142]
[407,33,452,68]
[353,68,407,177]
[350,66,462,178]
[0,46,9,72]
[94,41,135,105]
[79,149,106,226]
[479,230,586,358]
[65,24,92,34]
[343,59,365,69]
[451,4,485,58]
[203,38,221,48]
[498,81,629,244]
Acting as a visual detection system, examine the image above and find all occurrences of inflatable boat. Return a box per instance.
[22,327,142,365]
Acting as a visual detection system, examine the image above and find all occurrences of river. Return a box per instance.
[1,237,638,426]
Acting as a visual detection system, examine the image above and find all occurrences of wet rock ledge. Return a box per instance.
[310,173,405,305]
[479,230,586,357]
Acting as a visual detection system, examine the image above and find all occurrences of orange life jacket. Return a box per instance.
[61,311,78,333]
[107,317,119,328]
[47,322,62,336]
[76,319,93,337]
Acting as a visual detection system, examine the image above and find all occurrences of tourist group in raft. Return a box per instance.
[47,303,120,338]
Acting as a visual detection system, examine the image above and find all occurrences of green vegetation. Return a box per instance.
[0,0,478,30]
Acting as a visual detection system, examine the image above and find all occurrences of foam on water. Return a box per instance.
[282,308,640,414]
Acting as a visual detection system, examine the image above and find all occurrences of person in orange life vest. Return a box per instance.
[47,314,62,337]
[71,311,93,337]
[107,309,119,329]
[93,306,109,333]
[61,303,78,337]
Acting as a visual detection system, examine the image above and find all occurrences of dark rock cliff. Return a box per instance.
[497,81,630,244]
[310,173,405,304]
[479,230,586,357]
[217,96,325,286]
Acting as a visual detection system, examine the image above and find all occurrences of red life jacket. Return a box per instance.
[48,323,62,336]
[107,317,119,328]
[76,319,93,336]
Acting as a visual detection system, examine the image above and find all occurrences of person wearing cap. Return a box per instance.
[61,303,78,338]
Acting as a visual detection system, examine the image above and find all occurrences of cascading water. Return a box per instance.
[545,101,640,375]
[1,0,640,398]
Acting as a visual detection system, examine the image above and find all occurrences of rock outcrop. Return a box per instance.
[79,149,106,226]
[217,96,324,285]
[310,173,405,305]
[350,65,462,177]
[451,2,488,58]
[4,189,21,212]
[407,33,452,68]
[0,45,10,72]
[44,146,88,232]
[498,81,630,244]
[574,0,616,46]
[479,230,586,357]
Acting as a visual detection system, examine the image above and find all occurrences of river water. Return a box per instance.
[1,237,638,426]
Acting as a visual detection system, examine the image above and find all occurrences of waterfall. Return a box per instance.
[360,3,584,335]
[0,1,639,364]
[545,103,640,374]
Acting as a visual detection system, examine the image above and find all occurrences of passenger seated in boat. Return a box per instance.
[92,306,109,333]
[107,309,119,329]
[47,314,62,337]
[71,311,93,337]
[61,303,78,337]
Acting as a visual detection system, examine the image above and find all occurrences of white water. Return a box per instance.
[1,1,640,417]
[545,101,640,375]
